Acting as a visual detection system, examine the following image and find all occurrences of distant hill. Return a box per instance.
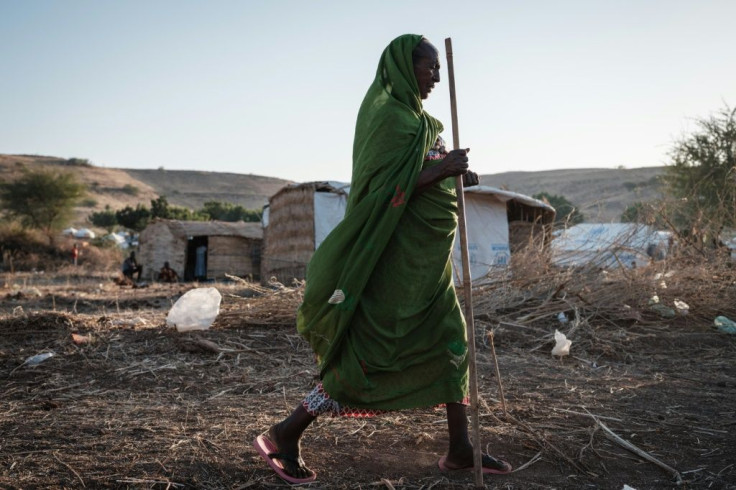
[1,154,160,228]
[124,168,290,211]
[480,166,666,222]
[0,154,291,230]
[1,154,667,230]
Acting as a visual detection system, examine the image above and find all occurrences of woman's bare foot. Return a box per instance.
[443,403,511,473]
[267,421,315,480]
[443,445,511,473]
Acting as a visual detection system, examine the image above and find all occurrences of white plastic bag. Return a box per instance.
[24,352,55,366]
[551,329,572,357]
[166,288,222,332]
[674,299,689,316]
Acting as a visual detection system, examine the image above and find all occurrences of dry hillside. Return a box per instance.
[0,155,160,228]
[124,168,289,211]
[0,155,291,231]
[2,154,666,229]
[481,166,665,222]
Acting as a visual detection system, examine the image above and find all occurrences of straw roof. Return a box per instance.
[267,181,349,201]
[150,219,262,240]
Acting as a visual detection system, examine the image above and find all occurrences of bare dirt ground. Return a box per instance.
[1,267,735,489]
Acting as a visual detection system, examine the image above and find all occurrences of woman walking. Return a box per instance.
[255,34,511,484]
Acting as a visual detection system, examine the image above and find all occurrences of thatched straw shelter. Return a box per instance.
[261,182,554,284]
[260,182,348,284]
[138,219,262,282]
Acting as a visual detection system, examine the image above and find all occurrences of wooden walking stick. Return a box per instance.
[445,37,484,488]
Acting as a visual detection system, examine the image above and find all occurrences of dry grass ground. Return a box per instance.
[1,255,735,489]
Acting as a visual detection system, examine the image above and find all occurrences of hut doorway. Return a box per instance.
[185,236,208,281]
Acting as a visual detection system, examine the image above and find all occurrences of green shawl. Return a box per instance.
[297,34,468,410]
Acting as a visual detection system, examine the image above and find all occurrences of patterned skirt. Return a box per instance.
[302,383,467,418]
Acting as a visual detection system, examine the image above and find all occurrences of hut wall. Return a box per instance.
[262,187,316,284]
[138,222,186,281]
[507,199,554,254]
[509,219,553,277]
[509,221,546,253]
[207,236,261,280]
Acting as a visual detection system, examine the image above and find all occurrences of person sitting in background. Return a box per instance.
[158,262,179,283]
[122,251,143,282]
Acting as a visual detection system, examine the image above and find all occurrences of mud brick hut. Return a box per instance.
[138,219,262,282]
[260,182,554,285]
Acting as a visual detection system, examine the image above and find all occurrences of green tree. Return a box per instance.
[116,197,207,231]
[121,184,139,196]
[200,201,262,222]
[169,207,207,221]
[620,201,667,227]
[532,192,584,226]
[0,169,86,243]
[621,202,647,223]
[65,157,92,167]
[88,205,118,233]
[151,196,206,221]
[150,196,172,219]
[664,105,735,241]
[115,204,151,231]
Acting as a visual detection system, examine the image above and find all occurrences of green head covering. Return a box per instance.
[375,33,424,113]
[349,34,443,210]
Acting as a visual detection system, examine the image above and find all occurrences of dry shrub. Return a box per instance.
[219,231,735,344]
[0,224,124,273]
[71,240,124,272]
[471,236,736,338]
[0,223,53,272]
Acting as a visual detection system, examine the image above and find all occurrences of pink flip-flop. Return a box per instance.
[253,434,317,484]
[438,455,513,475]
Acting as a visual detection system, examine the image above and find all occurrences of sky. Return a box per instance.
[1,0,734,183]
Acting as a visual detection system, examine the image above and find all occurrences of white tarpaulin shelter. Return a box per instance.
[261,182,554,284]
[551,223,669,269]
[455,186,554,282]
[104,233,128,248]
[73,228,96,239]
